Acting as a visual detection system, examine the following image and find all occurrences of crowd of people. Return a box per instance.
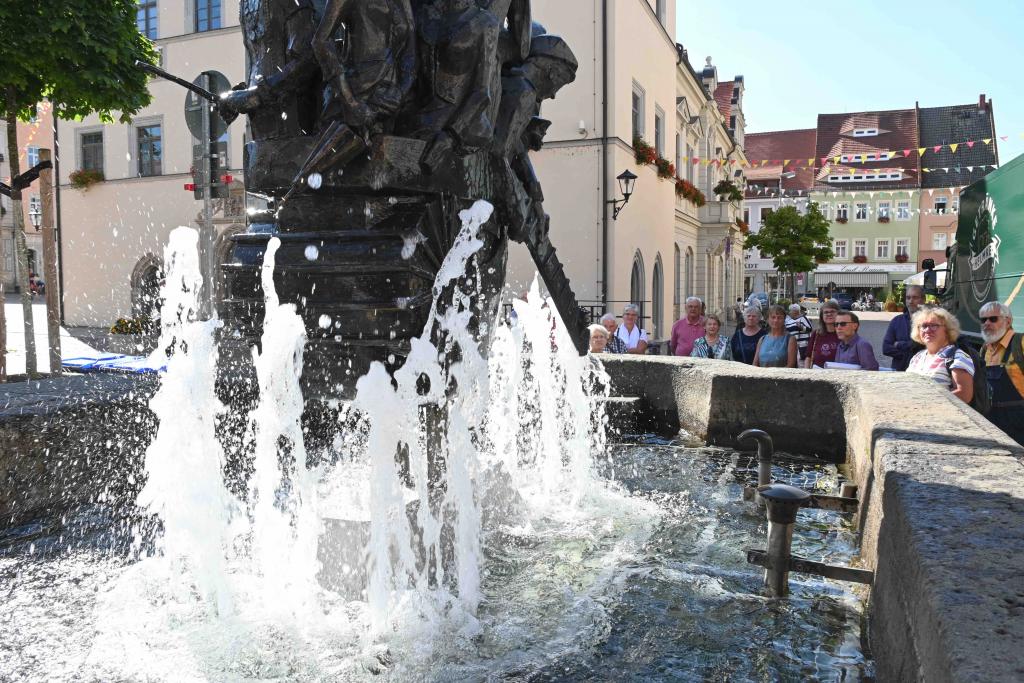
[588,285,1024,446]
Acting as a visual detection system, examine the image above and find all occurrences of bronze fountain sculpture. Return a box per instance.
[211,0,588,396]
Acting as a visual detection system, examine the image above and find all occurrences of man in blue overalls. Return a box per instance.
[981,301,1024,446]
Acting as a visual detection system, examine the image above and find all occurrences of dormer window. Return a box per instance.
[840,152,893,163]
[827,171,902,183]
[852,128,879,137]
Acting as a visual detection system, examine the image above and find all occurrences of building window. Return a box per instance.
[136,123,162,177]
[818,202,831,219]
[833,239,848,259]
[852,128,879,137]
[80,131,104,173]
[897,200,912,221]
[827,171,901,183]
[876,239,890,260]
[836,203,849,221]
[3,238,13,273]
[878,201,891,219]
[896,239,910,258]
[685,144,694,182]
[195,0,221,32]
[654,106,665,157]
[855,202,869,221]
[934,196,949,214]
[854,239,868,258]
[675,134,681,175]
[952,197,960,213]
[743,208,749,224]
[137,0,158,39]
[631,83,645,141]
[933,232,948,251]
[760,207,773,225]
[27,146,40,167]
[841,152,893,163]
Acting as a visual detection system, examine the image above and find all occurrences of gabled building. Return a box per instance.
[741,128,817,294]
[917,96,998,266]
[809,108,922,296]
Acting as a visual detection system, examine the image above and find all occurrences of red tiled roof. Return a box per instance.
[814,108,920,189]
[743,129,817,192]
[714,83,734,122]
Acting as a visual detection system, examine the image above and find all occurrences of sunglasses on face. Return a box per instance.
[981,316,1003,324]
[834,321,854,327]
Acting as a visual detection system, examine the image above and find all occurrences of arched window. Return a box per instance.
[673,244,681,321]
[131,254,164,321]
[630,251,645,325]
[652,255,664,339]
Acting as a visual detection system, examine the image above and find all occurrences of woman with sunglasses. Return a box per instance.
[805,300,842,369]
[907,307,974,404]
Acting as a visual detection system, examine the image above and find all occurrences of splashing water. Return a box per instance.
[80,201,646,679]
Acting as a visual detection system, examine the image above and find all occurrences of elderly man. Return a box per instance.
[834,312,880,370]
[671,297,706,357]
[600,313,628,354]
[981,301,1024,445]
[785,304,813,361]
[883,285,925,370]
[615,304,648,355]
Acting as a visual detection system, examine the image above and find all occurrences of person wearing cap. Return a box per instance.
[784,304,813,362]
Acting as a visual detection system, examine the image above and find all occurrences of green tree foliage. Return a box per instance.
[0,1,156,377]
[0,0,157,121]
[744,202,833,297]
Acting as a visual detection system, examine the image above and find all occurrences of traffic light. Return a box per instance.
[189,140,230,199]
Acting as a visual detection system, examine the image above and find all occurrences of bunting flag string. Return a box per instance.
[670,131,1013,169]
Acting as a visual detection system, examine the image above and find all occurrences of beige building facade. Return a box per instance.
[514,0,747,343]
[58,0,246,327]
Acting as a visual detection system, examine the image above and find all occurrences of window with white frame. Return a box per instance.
[952,197,960,213]
[631,83,645,140]
[137,0,158,39]
[854,239,868,258]
[675,134,681,175]
[685,144,694,182]
[27,146,39,167]
[654,106,665,157]
[840,152,893,163]
[136,123,162,177]
[896,239,910,257]
[836,203,849,221]
[818,202,831,219]
[760,207,773,225]
[896,200,911,220]
[876,239,890,259]
[878,201,891,219]
[827,171,902,183]
[853,128,879,137]
[934,196,948,214]
[833,239,848,259]
[933,232,948,251]
[855,202,869,221]
[195,0,221,32]
[80,131,104,173]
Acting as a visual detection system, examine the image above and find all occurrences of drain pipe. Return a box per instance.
[600,0,609,307]
[737,428,773,488]
[757,483,809,597]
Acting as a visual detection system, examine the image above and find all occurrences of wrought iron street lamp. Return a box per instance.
[28,204,42,231]
[608,169,637,220]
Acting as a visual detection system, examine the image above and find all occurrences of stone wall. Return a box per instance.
[603,355,1024,683]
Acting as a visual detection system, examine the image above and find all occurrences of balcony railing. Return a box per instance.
[699,200,741,225]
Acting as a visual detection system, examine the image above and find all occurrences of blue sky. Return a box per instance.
[677,1,1024,165]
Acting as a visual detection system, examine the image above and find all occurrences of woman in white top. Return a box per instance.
[615,304,649,354]
[907,307,974,404]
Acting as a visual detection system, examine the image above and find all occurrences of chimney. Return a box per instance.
[979,94,987,112]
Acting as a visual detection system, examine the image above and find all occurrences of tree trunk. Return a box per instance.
[6,90,38,378]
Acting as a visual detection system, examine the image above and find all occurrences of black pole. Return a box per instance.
[54,116,65,322]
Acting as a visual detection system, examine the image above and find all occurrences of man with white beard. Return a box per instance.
[980,301,1024,446]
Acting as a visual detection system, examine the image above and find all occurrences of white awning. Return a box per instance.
[814,272,889,287]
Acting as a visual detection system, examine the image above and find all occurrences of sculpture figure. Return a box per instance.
[219,0,320,140]
[283,0,417,201]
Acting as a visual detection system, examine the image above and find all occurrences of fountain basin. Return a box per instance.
[602,356,1024,682]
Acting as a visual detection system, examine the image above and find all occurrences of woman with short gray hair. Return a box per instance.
[600,312,628,353]
[729,306,767,365]
[615,304,649,354]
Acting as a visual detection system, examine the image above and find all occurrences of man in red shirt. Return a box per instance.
[671,297,706,357]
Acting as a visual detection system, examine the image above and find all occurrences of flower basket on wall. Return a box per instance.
[853,254,868,264]
[713,179,744,202]
[895,253,909,263]
[878,215,891,224]
[69,169,104,190]
[633,137,657,166]
[735,218,749,234]
[835,216,849,224]
[675,178,706,207]
[655,158,676,180]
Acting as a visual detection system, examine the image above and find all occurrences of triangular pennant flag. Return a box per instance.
[833,156,840,164]
[967,140,976,148]
[949,143,959,153]
[983,139,991,145]
[783,159,791,167]
[869,192,875,198]
[821,157,829,165]
[923,168,931,173]
[967,166,974,172]
[918,147,927,156]
[943,167,949,173]
[999,136,1007,141]
[809,158,815,166]
[692,158,700,165]
[928,189,934,196]
[954,166,961,173]
[903,149,912,157]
